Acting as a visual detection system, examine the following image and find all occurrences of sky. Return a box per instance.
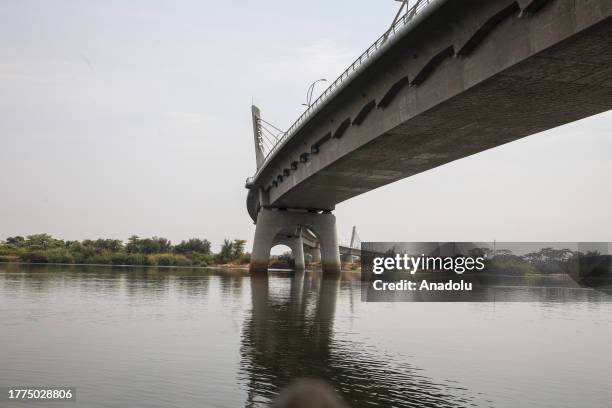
[1,0,611,252]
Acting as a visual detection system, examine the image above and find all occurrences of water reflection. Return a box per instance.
[241,271,478,408]
[2,265,612,408]
[0,263,220,299]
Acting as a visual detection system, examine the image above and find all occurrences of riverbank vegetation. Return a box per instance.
[467,247,612,278]
[0,234,250,267]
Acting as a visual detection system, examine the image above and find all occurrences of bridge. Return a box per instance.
[246,0,612,273]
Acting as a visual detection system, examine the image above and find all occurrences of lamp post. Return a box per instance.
[302,78,327,108]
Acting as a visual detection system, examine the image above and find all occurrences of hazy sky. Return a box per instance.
[1,0,611,252]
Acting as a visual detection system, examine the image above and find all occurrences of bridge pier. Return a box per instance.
[290,236,305,271]
[250,208,341,274]
[271,234,306,271]
[307,245,321,263]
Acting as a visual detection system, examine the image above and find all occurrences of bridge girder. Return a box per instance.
[246,0,612,221]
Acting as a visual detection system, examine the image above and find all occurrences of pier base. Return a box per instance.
[250,208,340,274]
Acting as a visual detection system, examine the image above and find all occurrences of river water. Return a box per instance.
[1,264,611,408]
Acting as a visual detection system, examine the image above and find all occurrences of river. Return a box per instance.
[1,264,611,407]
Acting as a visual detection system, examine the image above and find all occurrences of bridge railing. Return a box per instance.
[246,0,435,187]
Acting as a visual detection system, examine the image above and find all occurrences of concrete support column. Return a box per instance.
[309,246,321,263]
[289,236,305,271]
[250,210,278,273]
[316,213,341,274]
[249,208,341,274]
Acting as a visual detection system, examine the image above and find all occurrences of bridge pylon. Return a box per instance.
[251,105,264,169]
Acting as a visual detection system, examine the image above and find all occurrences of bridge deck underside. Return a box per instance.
[272,18,612,211]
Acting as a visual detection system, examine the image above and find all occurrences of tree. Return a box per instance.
[126,235,141,253]
[278,251,295,267]
[152,237,172,253]
[174,238,211,255]
[6,236,25,246]
[218,239,233,263]
[139,238,156,254]
[125,235,171,254]
[468,247,494,259]
[25,234,62,250]
[232,239,246,259]
[522,247,577,274]
[81,239,124,252]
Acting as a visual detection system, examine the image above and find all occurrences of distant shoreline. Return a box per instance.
[0,261,362,273]
[0,261,248,270]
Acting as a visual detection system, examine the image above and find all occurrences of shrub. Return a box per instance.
[70,251,86,264]
[110,253,128,265]
[125,253,151,266]
[45,249,75,264]
[85,253,114,265]
[0,255,20,262]
[150,254,173,266]
[238,253,251,264]
[21,251,48,263]
[147,253,192,267]
[21,249,74,264]
[189,253,215,267]
[0,245,26,257]
[172,254,192,267]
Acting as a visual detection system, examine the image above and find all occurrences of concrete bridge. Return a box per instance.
[246,0,612,273]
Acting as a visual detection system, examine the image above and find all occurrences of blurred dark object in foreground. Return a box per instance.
[272,379,347,408]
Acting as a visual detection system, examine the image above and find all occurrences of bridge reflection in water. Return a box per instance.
[3,265,612,407]
[240,271,478,408]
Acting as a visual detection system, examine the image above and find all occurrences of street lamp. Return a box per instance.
[302,78,327,108]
